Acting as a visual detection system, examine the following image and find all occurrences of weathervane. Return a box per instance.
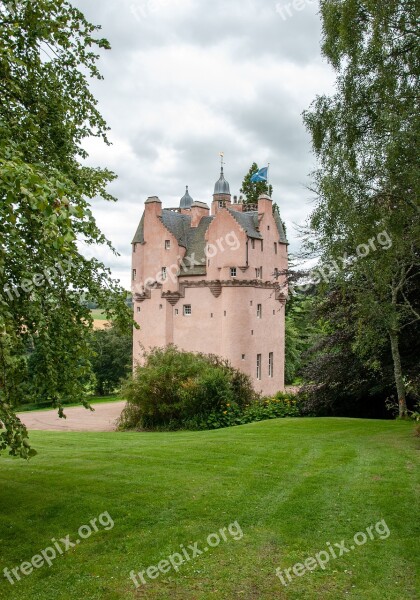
[219,151,225,172]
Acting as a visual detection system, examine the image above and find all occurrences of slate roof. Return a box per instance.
[273,210,288,244]
[179,216,214,276]
[132,212,145,244]
[227,209,262,240]
[160,211,192,248]
[132,204,288,264]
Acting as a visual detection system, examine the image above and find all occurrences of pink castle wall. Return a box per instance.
[132,192,288,396]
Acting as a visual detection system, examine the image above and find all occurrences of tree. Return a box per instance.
[89,326,132,396]
[303,0,420,417]
[0,1,132,458]
[240,163,273,205]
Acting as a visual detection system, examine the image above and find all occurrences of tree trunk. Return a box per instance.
[389,329,407,418]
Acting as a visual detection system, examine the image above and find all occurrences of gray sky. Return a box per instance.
[74,0,335,287]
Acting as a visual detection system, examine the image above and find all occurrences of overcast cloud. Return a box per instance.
[73,0,335,288]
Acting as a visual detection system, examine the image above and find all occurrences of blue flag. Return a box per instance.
[250,166,268,183]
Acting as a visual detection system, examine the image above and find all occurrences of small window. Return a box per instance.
[273,309,275,315]
[274,242,278,255]
[251,330,254,335]
[269,352,274,377]
[261,240,263,251]
[159,304,163,310]
[218,200,224,208]
[161,267,167,280]
[257,354,262,380]
[241,354,245,360]
[133,243,136,252]
[257,304,262,318]
[165,240,171,250]
[211,313,213,318]
[183,304,191,316]
[175,308,179,315]
[250,300,253,306]
[230,267,237,277]
[136,306,141,313]
[132,269,136,280]
[224,311,227,317]
[251,239,255,250]
[267,225,270,231]
[255,267,262,279]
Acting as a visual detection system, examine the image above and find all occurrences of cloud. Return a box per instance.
[72,0,334,286]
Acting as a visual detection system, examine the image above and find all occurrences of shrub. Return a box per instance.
[118,346,257,430]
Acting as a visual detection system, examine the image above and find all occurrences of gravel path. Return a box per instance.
[17,401,126,432]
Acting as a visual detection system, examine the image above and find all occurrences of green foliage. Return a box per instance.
[240,162,273,204]
[302,0,420,417]
[88,325,133,396]
[119,346,302,431]
[119,346,257,430]
[285,290,321,384]
[0,1,133,457]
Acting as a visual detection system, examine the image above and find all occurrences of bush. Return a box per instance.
[118,346,257,430]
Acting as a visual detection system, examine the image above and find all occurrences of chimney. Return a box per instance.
[191,201,210,227]
[258,193,272,215]
[144,196,162,217]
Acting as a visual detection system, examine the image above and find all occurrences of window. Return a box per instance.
[255,267,262,279]
[274,242,278,255]
[267,225,270,231]
[165,240,171,250]
[273,309,275,315]
[230,267,237,277]
[218,200,225,208]
[257,304,262,318]
[224,311,227,317]
[175,309,179,315]
[251,239,255,250]
[257,354,262,380]
[159,304,163,310]
[242,354,245,360]
[211,313,213,318]
[161,267,167,280]
[269,353,274,377]
[183,304,191,316]
[136,306,141,313]
[251,330,254,335]
[133,243,136,252]
[261,240,263,251]
[132,269,136,280]
[250,300,253,306]
[273,267,279,279]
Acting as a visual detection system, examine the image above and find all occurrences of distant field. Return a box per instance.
[90,308,108,320]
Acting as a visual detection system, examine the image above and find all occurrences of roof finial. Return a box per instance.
[219,151,224,174]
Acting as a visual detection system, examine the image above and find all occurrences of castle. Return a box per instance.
[131,166,288,395]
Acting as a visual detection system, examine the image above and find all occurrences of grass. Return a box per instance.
[0,418,418,599]
[17,395,122,413]
[90,309,108,320]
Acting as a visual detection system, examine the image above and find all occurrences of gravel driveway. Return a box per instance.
[17,401,126,432]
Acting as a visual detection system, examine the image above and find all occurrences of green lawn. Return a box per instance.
[90,309,108,320]
[0,418,418,600]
